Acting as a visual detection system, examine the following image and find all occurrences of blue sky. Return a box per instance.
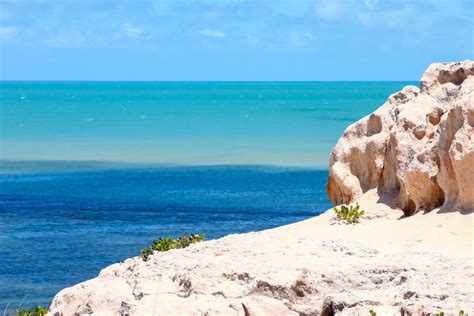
[0,0,472,80]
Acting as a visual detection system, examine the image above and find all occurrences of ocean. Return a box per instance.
[0,81,412,310]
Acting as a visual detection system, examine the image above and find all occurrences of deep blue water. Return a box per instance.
[0,164,330,310]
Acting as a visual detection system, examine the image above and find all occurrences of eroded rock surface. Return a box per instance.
[327,60,474,215]
[48,213,473,316]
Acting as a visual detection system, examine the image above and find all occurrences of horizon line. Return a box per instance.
[0,79,418,83]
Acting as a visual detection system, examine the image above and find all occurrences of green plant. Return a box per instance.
[140,233,205,261]
[434,311,468,316]
[14,306,49,316]
[333,202,365,224]
[367,310,466,316]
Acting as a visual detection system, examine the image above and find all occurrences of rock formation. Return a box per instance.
[47,201,474,315]
[327,60,474,215]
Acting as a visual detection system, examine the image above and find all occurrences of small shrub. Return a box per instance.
[14,306,48,316]
[369,310,466,316]
[333,202,365,224]
[435,311,468,316]
[140,233,205,261]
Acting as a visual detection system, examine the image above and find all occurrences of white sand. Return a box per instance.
[281,189,474,259]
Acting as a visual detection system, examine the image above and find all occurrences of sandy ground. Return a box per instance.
[280,189,474,258]
[48,190,474,315]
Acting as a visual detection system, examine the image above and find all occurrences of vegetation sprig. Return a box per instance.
[140,233,205,261]
[369,310,466,316]
[333,202,365,224]
[14,306,48,316]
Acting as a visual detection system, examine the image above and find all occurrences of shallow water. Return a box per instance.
[1,81,413,167]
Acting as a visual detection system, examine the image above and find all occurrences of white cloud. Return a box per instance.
[315,0,346,21]
[358,12,372,25]
[199,28,225,39]
[247,35,260,44]
[358,4,421,29]
[290,32,318,47]
[0,26,18,40]
[364,0,379,9]
[45,29,85,46]
[302,32,317,41]
[122,23,143,38]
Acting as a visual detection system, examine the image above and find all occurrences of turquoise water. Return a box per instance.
[1,82,413,167]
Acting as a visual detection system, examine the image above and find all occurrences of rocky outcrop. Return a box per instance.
[48,206,473,315]
[327,61,474,215]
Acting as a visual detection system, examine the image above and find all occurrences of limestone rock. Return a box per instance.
[48,208,474,316]
[327,60,474,215]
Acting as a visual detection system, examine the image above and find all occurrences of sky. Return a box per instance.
[0,0,473,81]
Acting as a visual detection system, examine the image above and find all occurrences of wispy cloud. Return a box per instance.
[363,0,379,9]
[315,0,346,21]
[122,23,143,38]
[357,3,421,29]
[199,28,225,39]
[43,29,85,47]
[0,26,18,40]
[290,32,318,47]
[247,35,260,44]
